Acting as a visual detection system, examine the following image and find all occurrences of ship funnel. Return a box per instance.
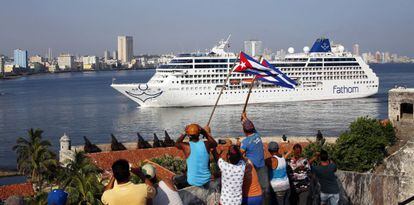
[310,38,331,53]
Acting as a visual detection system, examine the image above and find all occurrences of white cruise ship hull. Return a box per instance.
[111,80,378,108]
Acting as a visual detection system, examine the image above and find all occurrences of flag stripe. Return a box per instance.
[234,51,296,89]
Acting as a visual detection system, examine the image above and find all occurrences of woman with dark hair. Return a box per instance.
[288,144,311,205]
[218,145,246,205]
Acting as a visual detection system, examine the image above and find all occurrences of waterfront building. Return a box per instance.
[263,48,273,60]
[353,44,360,56]
[104,50,110,61]
[82,56,99,70]
[375,51,382,63]
[362,53,369,63]
[47,63,58,73]
[57,54,75,70]
[13,49,28,68]
[29,55,45,64]
[104,59,119,69]
[244,40,262,57]
[384,52,391,63]
[4,63,14,73]
[158,54,175,65]
[112,51,118,60]
[275,49,286,60]
[117,36,133,63]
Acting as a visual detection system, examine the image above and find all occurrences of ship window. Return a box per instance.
[401,103,414,119]
[170,59,193,63]
[195,59,227,63]
[310,58,322,62]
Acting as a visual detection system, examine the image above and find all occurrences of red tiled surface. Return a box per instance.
[87,141,310,182]
[87,147,185,171]
[0,182,34,200]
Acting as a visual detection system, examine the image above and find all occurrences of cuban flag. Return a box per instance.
[234,52,296,89]
[260,59,297,89]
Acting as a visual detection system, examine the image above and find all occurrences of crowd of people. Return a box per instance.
[47,113,340,205]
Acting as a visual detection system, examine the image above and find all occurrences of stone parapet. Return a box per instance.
[337,171,399,205]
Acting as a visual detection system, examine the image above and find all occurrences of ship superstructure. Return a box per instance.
[111,37,379,107]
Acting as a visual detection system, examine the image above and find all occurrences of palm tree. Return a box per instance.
[60,151,103,205]
[12,128,57,190]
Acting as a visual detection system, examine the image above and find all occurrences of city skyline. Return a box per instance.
[0,0,413,57]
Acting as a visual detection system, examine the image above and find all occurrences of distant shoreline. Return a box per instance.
[0,67,155,80]
[1,62,413,81]
[0,169,19,178]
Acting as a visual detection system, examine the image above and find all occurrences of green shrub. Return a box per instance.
[332,116,395,172]
[151,155,186,175]
[303,140,336,165]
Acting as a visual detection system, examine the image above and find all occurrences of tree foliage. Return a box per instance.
[304,117,396,172]
[12,129,58,190]
[60,151,104,205]
[151,155,186,175]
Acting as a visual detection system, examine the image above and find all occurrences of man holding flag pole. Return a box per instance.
[205,51,296,204]
[234,52,297,204]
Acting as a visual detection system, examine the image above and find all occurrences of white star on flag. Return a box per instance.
[240,62,246,68]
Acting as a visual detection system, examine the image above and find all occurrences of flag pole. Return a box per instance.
[241,56,262,114]
[206,53,240,127]
[242,76,257,114]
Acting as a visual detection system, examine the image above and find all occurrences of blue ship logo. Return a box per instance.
[321,42,330,51]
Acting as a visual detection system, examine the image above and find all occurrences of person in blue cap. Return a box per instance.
[47,189,68,205]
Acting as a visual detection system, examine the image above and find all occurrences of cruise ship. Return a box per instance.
[111,37,379,107]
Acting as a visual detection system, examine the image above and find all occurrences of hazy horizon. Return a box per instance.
[0,0,413,57]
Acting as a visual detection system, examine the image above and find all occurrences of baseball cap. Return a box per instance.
[142,164,156,179]
[185,124,200,136]
[47,189,68,205]
[242,119,256,133]
[268,142,279,152]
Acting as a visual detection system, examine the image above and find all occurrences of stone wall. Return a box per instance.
[381,141,414,202]
[336,171,399,205]
[388,88,414,141]
[336,142,414,204]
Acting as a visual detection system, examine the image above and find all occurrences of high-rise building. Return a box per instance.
[384,52,391,63]
[112,51,118,60]
[353,44,360,56]
[244,40,263,57]
[0,57,4,75]
[48,48,53,62]
[104,50,110,61]
[375,51,381,63]
[13,49,28,68]
[57,54,75,70]
[117,36,133,63]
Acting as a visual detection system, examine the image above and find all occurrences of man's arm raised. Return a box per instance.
[202,125,217,149]
[175,133,186,150]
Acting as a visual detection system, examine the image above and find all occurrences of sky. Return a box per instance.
[0,0,413,57]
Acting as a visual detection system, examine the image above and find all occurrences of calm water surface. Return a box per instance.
[0,64,413,168]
